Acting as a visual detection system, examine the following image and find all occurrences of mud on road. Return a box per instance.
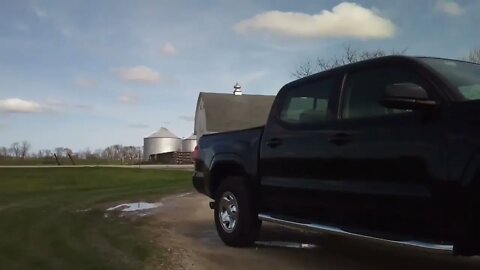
[145,193,480,270]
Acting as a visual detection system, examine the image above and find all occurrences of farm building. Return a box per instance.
[143,127,182,160]
[182,134,197,152]
[194,83,275,138]
[143,128,197,163]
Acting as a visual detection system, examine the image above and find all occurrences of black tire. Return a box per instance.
[214,176,261,247]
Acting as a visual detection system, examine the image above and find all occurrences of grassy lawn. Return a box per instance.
[0,168,192,270]
[0,158,125,166]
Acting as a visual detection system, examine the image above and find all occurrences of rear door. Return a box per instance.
[259,73,344,221]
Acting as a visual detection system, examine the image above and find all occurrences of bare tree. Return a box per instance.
[65,148,73,156]
[293,45,407,78]
[0,147,7,158]
[466,47,480,64]
[291,60,317,79]
[85,149,101,160]
[136,146,143,162]
[121,146,140,164]
[93,149,103,159]
[54,147,72,158]
[20,141,31,159]
[54,147,64,158]
[98,144,142,163]
[9,142,21,158]
[1,143,144,163]
[113,144,122,160]
[76,148,88,159]
[101,146,114,160]
[37,149,50,158]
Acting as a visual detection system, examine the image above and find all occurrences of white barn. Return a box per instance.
[194,85,275,138]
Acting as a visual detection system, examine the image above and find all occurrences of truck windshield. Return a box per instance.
[420,58,480,100]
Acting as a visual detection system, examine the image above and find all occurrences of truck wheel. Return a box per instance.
[214,176,261,247]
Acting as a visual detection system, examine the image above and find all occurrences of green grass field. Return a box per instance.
[0,168,192,270]
[0,158,125,166]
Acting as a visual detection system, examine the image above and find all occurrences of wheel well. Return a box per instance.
[210,162,247,197]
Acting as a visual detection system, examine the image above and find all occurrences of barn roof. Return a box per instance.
[196,92,275,134]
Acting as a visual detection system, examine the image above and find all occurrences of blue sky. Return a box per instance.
[0,0,478,152]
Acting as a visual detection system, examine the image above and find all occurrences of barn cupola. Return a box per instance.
[233,82,243,95]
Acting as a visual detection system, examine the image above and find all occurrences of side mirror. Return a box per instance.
[380,83,438,110]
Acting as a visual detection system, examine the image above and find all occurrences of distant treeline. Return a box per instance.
[0,141,143,165]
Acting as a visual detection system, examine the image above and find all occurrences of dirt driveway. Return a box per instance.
[146,193,480,270]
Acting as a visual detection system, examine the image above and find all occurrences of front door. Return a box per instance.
[332,64,448,238]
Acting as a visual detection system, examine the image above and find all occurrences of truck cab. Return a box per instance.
[193,56,480,255]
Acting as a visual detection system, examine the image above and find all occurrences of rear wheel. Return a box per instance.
[214,176,261,246]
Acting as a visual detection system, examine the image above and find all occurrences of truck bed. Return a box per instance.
[194,126,264,198]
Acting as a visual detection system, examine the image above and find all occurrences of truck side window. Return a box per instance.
[280,77,337,124]
[342,68,429,119]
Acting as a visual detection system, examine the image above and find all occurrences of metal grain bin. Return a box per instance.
[182,134,197,152]
[143,127,182,160]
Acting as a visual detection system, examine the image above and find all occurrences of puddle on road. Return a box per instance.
[175,192,193,198]
[255,241,318,249]
[106,202,163,212]
[103,192,194,215]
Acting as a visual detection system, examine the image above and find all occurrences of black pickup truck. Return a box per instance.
[193,56,480,256]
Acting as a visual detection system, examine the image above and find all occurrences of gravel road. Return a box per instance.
[146,193,480,270]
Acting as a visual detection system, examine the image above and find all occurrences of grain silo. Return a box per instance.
[143,127,182,160]
[182,134,197,152]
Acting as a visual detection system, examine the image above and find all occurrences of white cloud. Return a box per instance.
[118,93,140,104]
[13,22,29,32]
[59,27,72,38]
[0,98,42,113]
[116,66,166,84]
[234,2,395,39]
[436,1,464,16]
[73,104,94,111]
[179,116,194,122]
[74,78,99,88]
[162,42,177,56]
[118,95,132,103]
[32,6,48,18]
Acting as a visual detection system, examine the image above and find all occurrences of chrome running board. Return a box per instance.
[258,213,453,252]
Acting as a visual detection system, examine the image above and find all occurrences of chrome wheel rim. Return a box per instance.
[218,191,239,233]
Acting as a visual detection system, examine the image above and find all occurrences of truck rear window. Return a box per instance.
[279,77,337,125]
